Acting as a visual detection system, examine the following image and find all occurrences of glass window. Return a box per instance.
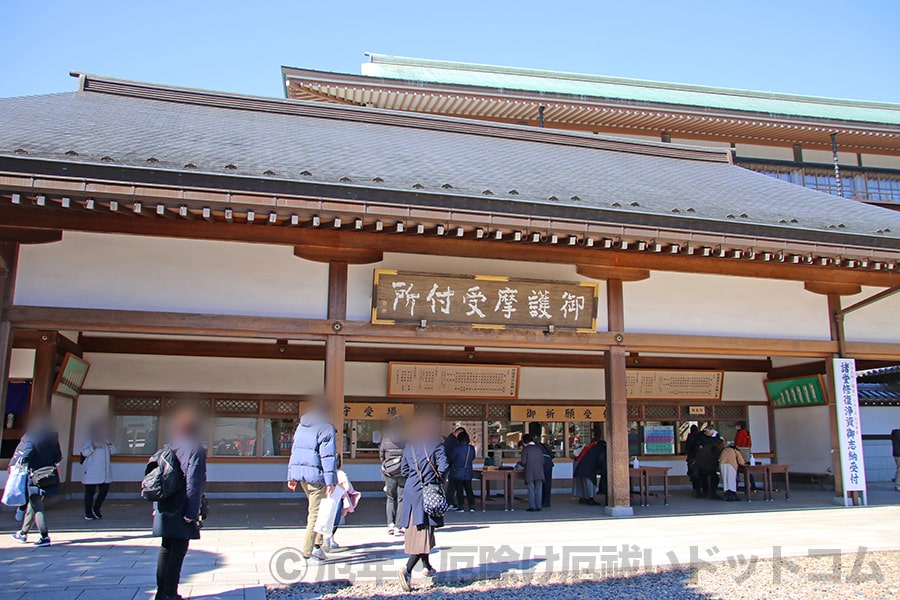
[486,420,526,466]
[113,415,159,456]
[354,420,382,456]
[567,422,596,458]
[212,417,258,457]
[260,418,298,457]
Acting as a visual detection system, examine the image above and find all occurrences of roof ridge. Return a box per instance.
[364,53,900,113]
[72,72,731,164]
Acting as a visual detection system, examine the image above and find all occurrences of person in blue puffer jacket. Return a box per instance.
[287,400,338,564]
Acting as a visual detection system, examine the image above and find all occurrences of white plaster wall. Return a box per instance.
[9,349,34,379]
[747,405,771,454]
[345,362,388,396]
[803,148,858,166]
[860,154,900,169]
[347,253,609,330]
[624,272,830,339]
[82,353,326,395]
[841,286,900,343]
[860,406,899,482]
[721,372,766,402]
[15,232,329,318]
[518,367,604,400]
[772,405,833,474]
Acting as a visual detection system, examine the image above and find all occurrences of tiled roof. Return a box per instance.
[363,53,900,126]
[1,74,900,250]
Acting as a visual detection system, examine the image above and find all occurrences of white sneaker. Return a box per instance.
[311,547,328,562]
[388,523,396,535]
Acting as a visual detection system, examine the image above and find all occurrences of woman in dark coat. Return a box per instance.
[152,406,208,600]
[397,412,449,591]
[448,430,476,512]
[573,439,606,506]
[12,416,62,546]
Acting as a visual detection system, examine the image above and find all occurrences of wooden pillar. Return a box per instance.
[0,242,20,448]
[824,293,845,501]
[325,262,348,431]
[604,279,633,516]
[30,332,58,415]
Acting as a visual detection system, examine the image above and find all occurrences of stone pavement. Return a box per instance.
[0,483,897,599]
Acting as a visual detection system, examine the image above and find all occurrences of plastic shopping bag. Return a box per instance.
[2,467,27,506]
[313,487,344,535]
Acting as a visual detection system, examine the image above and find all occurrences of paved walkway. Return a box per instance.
[0,483,897,599]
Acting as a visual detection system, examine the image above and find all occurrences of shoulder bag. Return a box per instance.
[411,445,448,518]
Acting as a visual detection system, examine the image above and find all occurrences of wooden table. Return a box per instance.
[629,466,671,506]
[766,464,791,501]
[474,469,511,512]
[738,464,770,501]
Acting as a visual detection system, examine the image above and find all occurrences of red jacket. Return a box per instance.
[734,429,752,448]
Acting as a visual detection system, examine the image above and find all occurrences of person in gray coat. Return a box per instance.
[152,406,207,600]
[81,421,116,520]
[287,400,337,564]
[520,434,546,512]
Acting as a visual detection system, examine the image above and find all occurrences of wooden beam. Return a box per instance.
[294,244,382,265]
[326,261,349,429]
[604,279,631,515]
[12,305,898,358]
[767,359,891,380]
[0,242,19,449]
[30,331,57,415]
[0,226,62,245]
[1,204,896,287]
[71,335,772,371]
[804,281,862,296]
[577,264,649,282]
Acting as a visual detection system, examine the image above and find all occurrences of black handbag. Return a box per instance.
[31,466,59,489]
[411,445,448,518]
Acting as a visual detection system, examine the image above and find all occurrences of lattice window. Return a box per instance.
[627,404,642,419]
[644,404,678,419]
[714,404,746,419]
[165,398,211,410]
[487,404,510,420]
[414,403,442,415]
[681,405,709,418]
[444,403,485,419]
[214,399,260,414]
[264,400,300,415]
[114,397,161,412]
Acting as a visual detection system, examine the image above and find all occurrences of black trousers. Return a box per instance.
[450,479,475,509]
[384,475,405,526]
[542,464,553,507]
[698,468,720,496]
[157,537,190,599]
[84,483,110,516]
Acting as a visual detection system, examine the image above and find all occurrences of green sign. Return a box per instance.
[764,375,827,408]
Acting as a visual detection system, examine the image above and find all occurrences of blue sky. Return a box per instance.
[2,0,898,102]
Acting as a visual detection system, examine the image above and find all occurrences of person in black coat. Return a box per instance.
[891,428,900,491]
[152,406,208,600]
[397,412,449,591]
[573,439,606,506]
[12,416,62,546]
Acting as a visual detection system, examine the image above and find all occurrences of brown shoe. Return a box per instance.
[398,568,412,592]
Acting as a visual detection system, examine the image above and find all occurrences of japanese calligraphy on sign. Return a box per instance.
[832,358,868,501]
[764,375,828,409]
[388,363,519,399]
[373,270,599,331]
[625,370,723,400]
[341,403,414,421]
[510,405,605,422]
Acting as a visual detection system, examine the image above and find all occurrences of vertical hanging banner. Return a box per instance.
[832,358,867,505]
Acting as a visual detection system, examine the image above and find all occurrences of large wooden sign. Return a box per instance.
[372,270,599,331]
[626,370,723,400]
[510,405,605,422]
[388,362,520,399]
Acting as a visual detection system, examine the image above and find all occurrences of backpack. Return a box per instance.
[141,447,185,502]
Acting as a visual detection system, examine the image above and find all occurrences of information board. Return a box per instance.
[764,375,827,408]
[625,370,723,400]
[832,358,867,504]
[643,425,676,454]
[388,362,520,399]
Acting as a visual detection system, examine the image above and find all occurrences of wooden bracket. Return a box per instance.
[577,264,650,282]
[804,281,862,296]
[293,244,383,264]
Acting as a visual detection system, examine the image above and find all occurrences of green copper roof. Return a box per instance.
[363,53,900,127]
